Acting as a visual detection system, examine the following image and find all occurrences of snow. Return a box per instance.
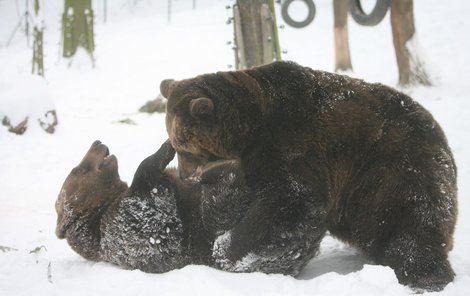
[0,74,54,126]
[1,0,469,295]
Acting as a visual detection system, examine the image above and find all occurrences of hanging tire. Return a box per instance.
[348,0,390,26]
[281,0,316,29]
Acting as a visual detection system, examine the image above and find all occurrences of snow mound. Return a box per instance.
[0,74,56,133]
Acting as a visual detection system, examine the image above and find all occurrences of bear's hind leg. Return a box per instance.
[212,176,328,276]
[381,231,454,291]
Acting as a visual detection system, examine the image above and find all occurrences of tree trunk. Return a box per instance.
[32,0,44,76]
[333,0,352,72]
[237,0,264,68]
[268,0,282,62]
[234,0,281,69]
[390,0,431,86]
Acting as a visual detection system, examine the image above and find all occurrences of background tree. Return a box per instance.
[62,0,95,65]
[233,0,281,69]
[32,0,44,76]
[333,0,352,72]
[390,0,431,86]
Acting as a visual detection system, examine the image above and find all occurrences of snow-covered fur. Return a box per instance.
[100,186,188,273]
[198,160,321,276]
[161,61,458,291]
[55,140,189,273]
[55,140,318,275]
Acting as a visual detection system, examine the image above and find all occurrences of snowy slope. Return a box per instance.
[1,0,469,295]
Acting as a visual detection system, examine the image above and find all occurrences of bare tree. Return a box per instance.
[333,0,352,72]
[390,0,431,86]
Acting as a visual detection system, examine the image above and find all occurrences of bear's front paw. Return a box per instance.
[212,231,237,271]
[397,259,455,292]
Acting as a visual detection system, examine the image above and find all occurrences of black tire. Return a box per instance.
[348,0,390,26]
[281,0,316,29]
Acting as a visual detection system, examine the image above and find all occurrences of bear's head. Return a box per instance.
[161,70,265,178]
[55,140,128,239]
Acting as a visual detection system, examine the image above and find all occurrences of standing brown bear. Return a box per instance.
[161,61,458,291]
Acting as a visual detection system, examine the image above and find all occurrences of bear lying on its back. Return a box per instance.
[56,140,312,275]
[161,61,458,291]
[55,140,189,272]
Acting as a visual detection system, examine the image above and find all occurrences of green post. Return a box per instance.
[62,0,95,65]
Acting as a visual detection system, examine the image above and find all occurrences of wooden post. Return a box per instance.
[268,0,282,62]
[390,0,431,86]
[261,4,274,64]
[25,0,30,46]
[32,0,44,76]
[233,5,246,70]
[333,0,352,72]
[237,0,264,68]
[233,0,281,69]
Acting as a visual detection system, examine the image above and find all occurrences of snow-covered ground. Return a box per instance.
[0,0,469,295]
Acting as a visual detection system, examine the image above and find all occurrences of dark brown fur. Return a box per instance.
[56,140,192,272]
[57,139,314,275]
[55,141,128,260]
[161,61,458,291]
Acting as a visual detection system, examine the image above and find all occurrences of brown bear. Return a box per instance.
[160,61,458,291]
[55,140,313,275]
[55,140,190,272]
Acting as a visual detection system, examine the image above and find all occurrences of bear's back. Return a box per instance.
[242,62,451,164]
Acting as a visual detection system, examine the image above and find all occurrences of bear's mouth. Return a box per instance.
[98,147,117,170]
[90,140,118,170]
[99,154,117,169]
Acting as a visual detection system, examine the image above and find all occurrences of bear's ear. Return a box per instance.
[160,79,176,98]
[189,97,214,118]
